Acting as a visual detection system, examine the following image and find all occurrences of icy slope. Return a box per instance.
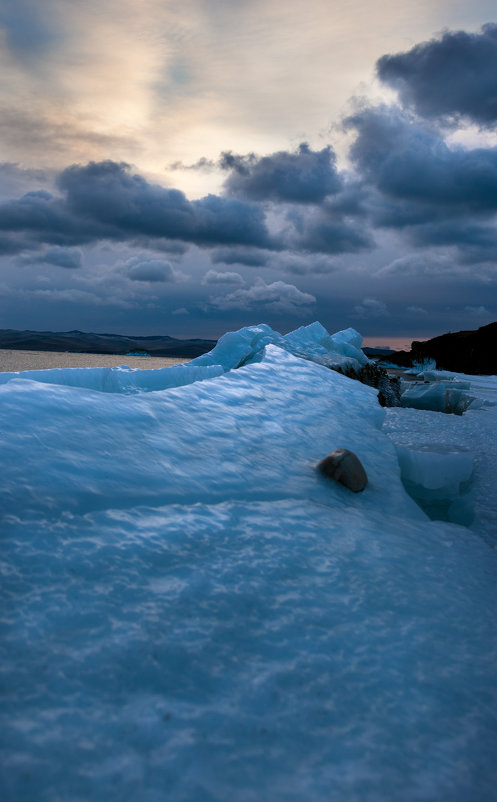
[1,324,496,802]
[0,346,385,517]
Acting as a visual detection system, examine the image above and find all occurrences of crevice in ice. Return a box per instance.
[0,364,224,394]
[395,444,475,526]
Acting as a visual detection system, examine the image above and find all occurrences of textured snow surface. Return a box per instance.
[1,323,497,802]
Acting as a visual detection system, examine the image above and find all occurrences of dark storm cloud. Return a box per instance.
[58,161,273,248]
[345,105,497,224]
[287,205,374,254]
[274,253,337,275]
[209,247,338,276]
[0,160,376,259]
[124,259,178,283]
[294,217,373,254]
[0,234,29,255]
[42,246,83,268]
[353,297,389,318]
[211,247,269,266]
[323,182,370,218]
[0,161,274,252]
[17,246,83,269]
[344,103,497,262]
[377,23,497,126]
[152,240,189,256]
[0,189,107,251]
[408,220,497,264]
[221,144,342,203]
[376,253,457,277]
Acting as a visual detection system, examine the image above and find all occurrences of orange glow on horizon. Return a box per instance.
[362,335,430,351]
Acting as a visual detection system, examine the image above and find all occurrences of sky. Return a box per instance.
[1,0,497,343]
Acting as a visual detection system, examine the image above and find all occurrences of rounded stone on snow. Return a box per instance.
[317,448,368,492]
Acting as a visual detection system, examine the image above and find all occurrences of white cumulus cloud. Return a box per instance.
[210,277,316,314]
[202,270,245,285]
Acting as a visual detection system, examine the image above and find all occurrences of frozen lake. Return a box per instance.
[0,349,189,372]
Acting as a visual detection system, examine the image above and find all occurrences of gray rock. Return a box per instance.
[317,449,368,492]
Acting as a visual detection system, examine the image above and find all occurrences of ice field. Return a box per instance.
[1,322,497,801]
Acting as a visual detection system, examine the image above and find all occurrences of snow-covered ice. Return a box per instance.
[191,321,368,372]
[0,362,224,394]
[1,323,496,802]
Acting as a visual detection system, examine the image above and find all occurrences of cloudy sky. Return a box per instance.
[1,0,497,344]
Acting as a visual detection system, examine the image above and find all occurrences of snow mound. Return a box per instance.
[1,323,497,802]
[0,345,383,518]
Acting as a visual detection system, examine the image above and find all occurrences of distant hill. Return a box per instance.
[362,346,395,358]
[385,322,497,375]
[0,329,217,358]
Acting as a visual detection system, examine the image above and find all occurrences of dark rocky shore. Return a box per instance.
[0,329,217,358]
[384,322,497,375]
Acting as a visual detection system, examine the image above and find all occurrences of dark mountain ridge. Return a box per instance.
[2,322,496,372]
[0,328,217,358]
